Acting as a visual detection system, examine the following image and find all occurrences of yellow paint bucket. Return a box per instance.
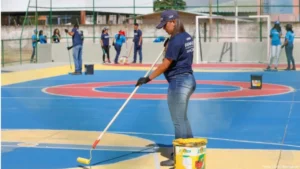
[173,138,207,169]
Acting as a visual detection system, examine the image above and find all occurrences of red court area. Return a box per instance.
[44,80,292,99]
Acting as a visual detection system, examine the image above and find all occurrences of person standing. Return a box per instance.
[282,24,296,70]
[52,28,61,43]
[135,10,196,166]
[132,23,143,64]
[266,21,282,71]
[101,27,111,63]
[113,30,126,64]
[65,24,84,75]
[30,29,38,63]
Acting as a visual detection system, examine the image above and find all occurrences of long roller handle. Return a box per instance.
[92,48,166,149]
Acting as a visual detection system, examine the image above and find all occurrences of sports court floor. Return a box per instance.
[1,63,300,169]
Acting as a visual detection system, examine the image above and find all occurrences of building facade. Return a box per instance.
[1,0,154,26]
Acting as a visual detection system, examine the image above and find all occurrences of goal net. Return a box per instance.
[195,15,271,64]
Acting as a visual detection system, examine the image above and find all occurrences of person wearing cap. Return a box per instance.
[282,24,296,70]
[101,27,111,63]
[112,30,126,64]
[266,20,282,71]
[132,23,143,63]
[65,24,84,75]
[30,29,38,63]
[135,10,196,166]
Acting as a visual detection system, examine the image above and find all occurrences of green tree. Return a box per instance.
[154,0,186,12]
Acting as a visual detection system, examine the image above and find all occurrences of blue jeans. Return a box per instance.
[73,45,82,72]
[114,44,121,63]
[167,73,196,139]
[285,44,295,69]
[133,43,142,63]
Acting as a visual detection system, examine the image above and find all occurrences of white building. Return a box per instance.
[1,0,154,25]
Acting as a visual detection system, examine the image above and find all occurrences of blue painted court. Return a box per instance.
[2,69,300,169]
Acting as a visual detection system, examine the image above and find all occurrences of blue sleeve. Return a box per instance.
[285,32,289,40]
[165,40,181,61]
[139,30,142,36]
[72,28,76,33]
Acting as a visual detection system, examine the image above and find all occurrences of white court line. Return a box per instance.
[2,129,300,149]
[153,151,161,169]
[110,131,300,149]
[1,144,156,152]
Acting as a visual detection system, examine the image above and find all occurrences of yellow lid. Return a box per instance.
[173,138,207,146]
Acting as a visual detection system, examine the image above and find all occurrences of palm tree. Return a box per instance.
[154,0,186,12]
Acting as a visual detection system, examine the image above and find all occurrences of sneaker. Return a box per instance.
[160,153,174,166]
[160,159,174,166]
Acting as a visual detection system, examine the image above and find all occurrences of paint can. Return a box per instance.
[84,64,94,75]
[173,138,207,169]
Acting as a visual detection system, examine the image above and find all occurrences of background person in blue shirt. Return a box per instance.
[135,10,196,167]
[38,30,47,44]
[112,30,126,64]
[266,21,282,71]
[132,23,143,63]
[282,24,296,70]
[30,29,38,63]
[65,24,84,75]
[101,27,111,63]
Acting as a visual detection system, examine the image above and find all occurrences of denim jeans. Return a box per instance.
[133,43,142,63]
[114,44,121,63]
[167,73,196,139]
[285,44,295,68]
[73,45,82,72]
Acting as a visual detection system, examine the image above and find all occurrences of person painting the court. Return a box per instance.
[101,27,111,64]
[266,21,282,71]
[112,30,126,64]
[65,24,84,75]
[132,23,143,64]
[135,10,196,166]
[281,24,296,70]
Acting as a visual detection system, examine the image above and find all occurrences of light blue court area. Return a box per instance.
[2,70,300,169]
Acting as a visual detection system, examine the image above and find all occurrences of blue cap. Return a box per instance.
[275,20,280,24]
[156,10,179,29]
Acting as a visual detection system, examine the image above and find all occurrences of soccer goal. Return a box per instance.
[195,15,271,64]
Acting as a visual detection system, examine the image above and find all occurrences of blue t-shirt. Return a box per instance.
[114,34,126,46]
[72,28,83,47]
[32,34,37,47]
[39,35,47,44]
[270,28,281,46]
[133,29,142,44]
[164,32,194,80]
[101,33,109,46]
[285,31,295,46]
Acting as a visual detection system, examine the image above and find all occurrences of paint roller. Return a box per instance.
[76,38,170,165]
